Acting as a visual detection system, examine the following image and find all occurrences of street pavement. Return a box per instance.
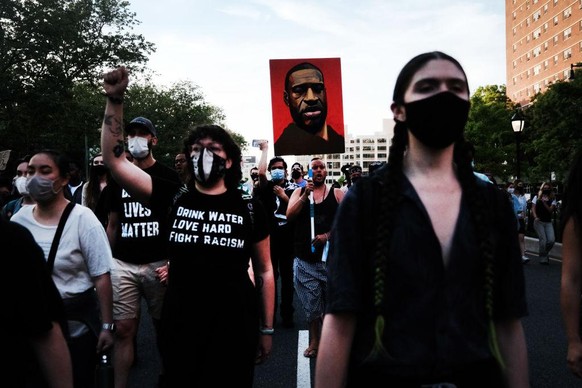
[129,250,581,388]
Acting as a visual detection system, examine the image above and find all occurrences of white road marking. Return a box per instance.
[297,330,311,388]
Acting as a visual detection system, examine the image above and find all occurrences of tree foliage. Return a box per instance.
[0,0,155,160]
[104,80,228,167]
[0,0,247,176]
[525,74,582,183]
[465,84,518,183]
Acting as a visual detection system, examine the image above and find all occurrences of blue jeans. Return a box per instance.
[533,218,555,259]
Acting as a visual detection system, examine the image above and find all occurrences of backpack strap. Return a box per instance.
[47,202,76,272]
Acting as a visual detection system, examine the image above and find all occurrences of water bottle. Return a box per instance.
[95,352,114,388]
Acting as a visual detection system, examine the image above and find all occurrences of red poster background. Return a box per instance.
[269,57,345,143]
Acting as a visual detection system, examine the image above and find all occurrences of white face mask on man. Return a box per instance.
[127,137,150,159]
[14,176,29,195]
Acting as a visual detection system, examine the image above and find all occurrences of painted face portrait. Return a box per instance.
[286,68,328,135]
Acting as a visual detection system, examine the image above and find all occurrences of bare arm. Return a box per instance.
[314,312,356,388]
[251,236,276,364]
[561,217,582,378]
[93,272,114,352]
[31,322,74,388]
[257,140,269,188]
[286,183,312,222]
[101,66,153,205]
[495,319,530,388]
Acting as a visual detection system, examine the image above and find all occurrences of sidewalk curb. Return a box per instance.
[525,236,562,260]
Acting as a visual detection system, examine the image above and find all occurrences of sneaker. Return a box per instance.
[522,256,530,264]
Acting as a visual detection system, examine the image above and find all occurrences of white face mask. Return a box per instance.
[14,176,29,195]
[128,137,150,159]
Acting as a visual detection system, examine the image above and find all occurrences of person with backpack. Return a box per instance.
[12,150,114,388]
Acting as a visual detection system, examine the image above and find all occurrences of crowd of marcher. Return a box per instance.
[2,50,582,388]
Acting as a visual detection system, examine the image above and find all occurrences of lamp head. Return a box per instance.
[511,109,525,133]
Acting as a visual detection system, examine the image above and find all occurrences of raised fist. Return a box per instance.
[102,66,129,98]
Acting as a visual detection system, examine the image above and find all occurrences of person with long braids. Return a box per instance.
[100,66,275,387]
[315,52,529,387]
[560,150,582,379]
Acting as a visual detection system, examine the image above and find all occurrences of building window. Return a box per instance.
[533,28,541,39]
[533,10,541,21]
[554,55,559,64]
[544,4,548,12]
[544,22,548,31]
[533,46,542,57]
[554,35,559,45]
[534,64,542,75]
[554,16,559,25]
[564,48,572,59]
[564,27,572,39]
[564,7,572,19]
[544,59,549,69]
[544,41,549,50]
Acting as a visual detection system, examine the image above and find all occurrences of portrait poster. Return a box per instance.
[269,57,345,156]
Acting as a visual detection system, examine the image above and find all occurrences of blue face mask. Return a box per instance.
[270,169,284,181]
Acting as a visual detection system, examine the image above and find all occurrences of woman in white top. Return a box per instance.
[12,149,114,388]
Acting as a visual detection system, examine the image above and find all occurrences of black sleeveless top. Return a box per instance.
[293,186,339,263]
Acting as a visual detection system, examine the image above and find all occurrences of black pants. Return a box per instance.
[68,331,98,388]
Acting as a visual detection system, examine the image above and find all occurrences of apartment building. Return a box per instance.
[506,0,582,106]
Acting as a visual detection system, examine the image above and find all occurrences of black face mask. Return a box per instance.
[251,174,259,182]
[92,165,108,176]
[404,91,470,149]
[291,170,302,180]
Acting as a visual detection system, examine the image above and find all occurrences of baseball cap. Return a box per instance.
[126,117,157,137]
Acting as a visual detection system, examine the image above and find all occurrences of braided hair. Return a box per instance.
[368,51,504,368]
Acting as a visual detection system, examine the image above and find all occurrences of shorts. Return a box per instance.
[112,258,167,321]
[293,258,327,323]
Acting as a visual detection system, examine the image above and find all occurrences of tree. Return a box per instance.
[525,75,582,183]
[465,85,518,183]
[110,80,228,167]
[0,0,155,161]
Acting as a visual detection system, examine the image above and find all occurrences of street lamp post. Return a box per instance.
[511,108,525,180]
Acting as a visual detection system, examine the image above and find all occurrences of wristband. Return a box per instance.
[102,322,116,332]
[259,327,274,335]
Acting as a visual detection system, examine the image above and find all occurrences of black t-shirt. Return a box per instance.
[108,162,181,264]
